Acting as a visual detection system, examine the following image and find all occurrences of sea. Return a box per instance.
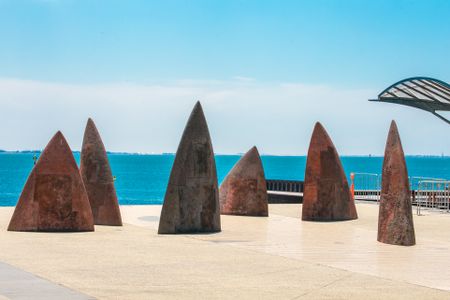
[0,152,449,207]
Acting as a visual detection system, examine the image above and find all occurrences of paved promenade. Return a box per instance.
[0,262,92,300]
[0,203,449,299]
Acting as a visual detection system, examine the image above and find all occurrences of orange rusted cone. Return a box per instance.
[158,102,221,234]
[377,121,415,246]
[8,131,94,232]
[220,146,268,216]
[302,122,358,221]
[80,118,122,226]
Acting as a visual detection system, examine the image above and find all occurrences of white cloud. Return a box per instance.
[0,78,448,155]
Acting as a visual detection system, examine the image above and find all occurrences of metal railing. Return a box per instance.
[351,173,449,213]
[266,179,304,204]
[352,173,381,202]
[416,180,450,215]
[410,176,446,191]
[266,179,303,193]
[265,175,450,211]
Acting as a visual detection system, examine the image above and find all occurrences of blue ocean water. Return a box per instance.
[0,152,449,206]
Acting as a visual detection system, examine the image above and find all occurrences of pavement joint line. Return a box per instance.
[0,261,95,300]
[133,214,450,294]
[289,273,354,300]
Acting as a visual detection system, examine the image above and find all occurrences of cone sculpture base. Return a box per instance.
[302,122,357,222]
[378,121,415,246]
[80,118,122,226]
[220,146,268,216]
[158,102,221,234]
[8,132,94,232]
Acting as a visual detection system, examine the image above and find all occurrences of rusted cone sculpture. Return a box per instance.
[378,121,415,246]
[8,131,94,232]
[158,102,221,234]
[302,122,358,221]
[80,118,122,226]
[219,146,268,216]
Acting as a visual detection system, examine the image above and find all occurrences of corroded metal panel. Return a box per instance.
[8,131,94,232]
[220,146,268,216]
[80,118,122,226]
[158,102,220,234]
[302,122,357,221]
[378,121,415,246]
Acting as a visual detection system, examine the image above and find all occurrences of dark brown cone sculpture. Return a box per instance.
[158,101,221,234]
[302,122,358,221]
[377,121,415,246]
[219,146,268,216]
[8,131,94,232]
[80,118,122,226]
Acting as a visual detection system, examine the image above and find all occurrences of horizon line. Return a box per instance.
[0,149,448,158]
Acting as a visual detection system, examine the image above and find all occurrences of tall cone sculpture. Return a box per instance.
[378,121,415,246]
[80,118,122,226]
[219,146,268,216]
[302,122,357,221]
[158,102,221,234]
[8,132,94,232]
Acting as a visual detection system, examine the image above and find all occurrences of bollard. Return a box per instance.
[350,172,355,201]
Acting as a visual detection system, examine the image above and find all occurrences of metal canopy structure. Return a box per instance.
[370,77,450,124]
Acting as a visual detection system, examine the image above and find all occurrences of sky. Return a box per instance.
[0,0,449,155]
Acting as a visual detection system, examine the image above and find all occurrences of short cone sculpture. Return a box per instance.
[377,121,415,246]
[302,122,358,221]
[80,118,122,226]
[8,131,94,232]
[219,146,268,216]
[158,102,221,234]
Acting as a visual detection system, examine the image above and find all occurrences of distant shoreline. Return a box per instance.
[0,150,448,158]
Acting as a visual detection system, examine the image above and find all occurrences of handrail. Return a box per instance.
[266,179,304,193]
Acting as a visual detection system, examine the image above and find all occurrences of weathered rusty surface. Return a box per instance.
[80,118,122,226]
[378,121,415,246]
[8,131,94,232]
[158,102,221,234]
[220,146,268,216]
[302,122,358,221]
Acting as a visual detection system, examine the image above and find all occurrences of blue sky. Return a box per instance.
[0,0,449,154]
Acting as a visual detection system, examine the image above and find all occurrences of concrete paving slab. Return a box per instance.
[0,261,93,300]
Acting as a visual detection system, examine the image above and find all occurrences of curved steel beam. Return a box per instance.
[432,111,450,125]
[370,77,450,125]
[378,76,450,98]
